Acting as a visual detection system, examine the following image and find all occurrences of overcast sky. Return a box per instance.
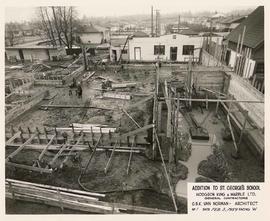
[5,0,257,22]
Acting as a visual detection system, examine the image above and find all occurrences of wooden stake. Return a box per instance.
[127,136,136,175]
[154,129,178,212]
[6,133,37,161]
[104,140,119,174]
[238,110,248,146]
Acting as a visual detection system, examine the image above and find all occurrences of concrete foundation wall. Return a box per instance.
[227,73,264,129]
[201,50,223,67]
[194,71,225,92]
[6,90,48,125]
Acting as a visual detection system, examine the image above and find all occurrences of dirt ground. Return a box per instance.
[5,65,189,213]
[5,64,264,214]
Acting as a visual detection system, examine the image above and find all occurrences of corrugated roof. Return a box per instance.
[225,6,264,49]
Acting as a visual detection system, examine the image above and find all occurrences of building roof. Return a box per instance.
[179,29,198,36]
[5,40,59,50]
[212,13,225,18]
[77,24,103,33]
[133,31,149,37]
[225,6,264,49]
[111,38,127,47]
[219,16,246,24]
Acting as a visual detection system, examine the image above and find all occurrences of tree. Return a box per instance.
[36,6,77,49]
[5,22,22,46]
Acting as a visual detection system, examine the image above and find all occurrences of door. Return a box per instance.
[170,47,177,61]
[18,49,24,62]
[112,50,117,62]
[134,47,141,60]
[225,49,231,65]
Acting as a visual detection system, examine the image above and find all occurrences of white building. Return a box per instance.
[128,34,203,62]
[5,40,66,62]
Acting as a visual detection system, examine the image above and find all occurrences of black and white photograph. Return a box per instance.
[3,0,266,216]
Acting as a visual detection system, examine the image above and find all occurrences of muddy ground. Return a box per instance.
[5,65,188,213]
[5,64,264,214]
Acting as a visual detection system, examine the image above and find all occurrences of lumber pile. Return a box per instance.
[6,179,174,214]
[65,123,117,133]
[112,82,137,89]
[82,71,96,82]
[102,92,131,100]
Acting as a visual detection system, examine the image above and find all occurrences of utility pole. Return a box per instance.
[151,6,154,37]
[178,15,180,33]
[82,44,87,71]
[155,10,160,37]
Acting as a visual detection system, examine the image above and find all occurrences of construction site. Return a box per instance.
[5,6,264,215]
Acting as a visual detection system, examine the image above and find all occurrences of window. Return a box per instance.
[121,49,127,54]
[182,45,194,55]
[255,62,264,74]
[154,45,165,55]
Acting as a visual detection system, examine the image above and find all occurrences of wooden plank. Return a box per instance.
[6,179,105,198]
[127,136,136,175]
[121,108,141,128]
[38,134,56,161]
[6,131,21,145]
[40,105,113,111]
[153,129,178,212]
[48,144,68,168]
[82,71,96,81]
[71,123,108,128]
[83,135,101,174]
[158,97,264,103]
[6,143,145,151]
[6,192,114,214]
[227,114,239,156]
[111,82,137,89]
[104,141,118,174]
[6,162,53,173]
[6,183,99,202]
[61,133,84,168]
[6,133,37,161]
[5,133,150,145]
[120,124,154,139]
[103,92,131,100]
[55,127,116,133]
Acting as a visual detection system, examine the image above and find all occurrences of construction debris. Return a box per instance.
[102,92,131,100]
[112,82,137,89]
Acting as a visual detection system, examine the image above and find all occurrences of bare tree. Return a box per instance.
[36,6,77,49]
[5,22,22,46]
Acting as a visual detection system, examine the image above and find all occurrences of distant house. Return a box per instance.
[110,37,129,62]
[167,25,189,34]
[75,24,110,45]
[5,41,66,62]
[224,6,264,81]
[128,33,203,62]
